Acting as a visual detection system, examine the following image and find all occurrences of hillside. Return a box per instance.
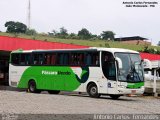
[0,32,159,52]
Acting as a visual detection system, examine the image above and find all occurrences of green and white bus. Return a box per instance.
[9,47,144,99]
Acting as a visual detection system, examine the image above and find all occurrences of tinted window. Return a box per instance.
[20,54,31,65]
[33,54,44,65]
[11,51,100,67]
[44,53,56,65]
[11,54,20,65]
[11,53,31,65]
[57,53,69,65]
[70,53,85,66]
[102,51,116,80]
[85,52,99,66]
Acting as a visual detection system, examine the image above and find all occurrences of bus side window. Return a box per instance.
[56,53,69,65]
[59,53,64,65]
[70,53,74,65]
[25,54,31,65]
[51,54,56,65]
[77,53,85,66]
[11,54,20,65]
[20,54,26,65]
[70,53,77,65]
[74,53,78,65]
[56,53,63,65]
[44,53,56,65]
[44,54,51,65]
[85,52,99,66]
[19,54,31,65]
[86,53,92,66]
[63,53,69,65]
[70,53,84,66]
[33,54,43,65]
[39,54,44,64]
[92,52,99,66]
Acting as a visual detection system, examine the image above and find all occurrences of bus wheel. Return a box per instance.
[28,80,40,93]
[109,95,121,99]
[87,83,100,98]
[48,90,60,94]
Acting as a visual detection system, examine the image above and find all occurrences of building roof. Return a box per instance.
[140,52,160,61]
[0,36,88,51]
[115,36,148,41]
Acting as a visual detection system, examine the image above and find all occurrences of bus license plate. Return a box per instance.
[131,90,136,94]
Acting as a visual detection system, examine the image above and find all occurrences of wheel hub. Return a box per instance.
[90,87,97,95]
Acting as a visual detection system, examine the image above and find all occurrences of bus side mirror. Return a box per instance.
[140,59,144,65]
[143,59,152,70]
[115,57,122,69]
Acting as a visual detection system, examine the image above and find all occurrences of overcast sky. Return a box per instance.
[0,0,160,45]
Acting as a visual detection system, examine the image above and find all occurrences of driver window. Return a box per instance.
[102,52,116,80]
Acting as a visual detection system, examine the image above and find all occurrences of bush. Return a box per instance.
[139,45,160,54]
[26,29,37,35]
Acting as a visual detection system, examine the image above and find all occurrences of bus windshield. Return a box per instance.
[115,53,144,82]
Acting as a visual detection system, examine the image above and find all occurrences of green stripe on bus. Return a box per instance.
[17,66,89,91]
[127,82,144,89]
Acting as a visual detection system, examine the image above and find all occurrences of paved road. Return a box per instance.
[0,90,160,114]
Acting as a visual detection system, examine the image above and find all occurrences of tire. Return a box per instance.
[28,80,41,93]
[109,95,121,99]
[87,83,100,98]
[48,90,60,94]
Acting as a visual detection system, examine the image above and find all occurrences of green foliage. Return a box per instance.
[101,31,115,40]
[13,33,19,37]
[78,28,92,39]
[139,45,160,54]
[5,21,27,33]
[26,28,37,35]
[68,33,79,39]
[49,27,68,39]
[104,42,110,48]
[57,27,68,39]
[59,27,68,36]
[99,44,103,47]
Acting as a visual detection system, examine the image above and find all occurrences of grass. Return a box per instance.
[0,32,160,52]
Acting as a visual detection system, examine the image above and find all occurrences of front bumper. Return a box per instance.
[117,86,145,95]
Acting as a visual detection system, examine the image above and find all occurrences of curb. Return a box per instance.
[0,85,25,91]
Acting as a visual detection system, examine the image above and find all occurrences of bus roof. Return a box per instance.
[11,47,139,54]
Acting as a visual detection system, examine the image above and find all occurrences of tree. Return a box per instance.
[68,33,79,39]
[101,31,115,40]
[78,28,92,39]
[54,27,68,39]
[59,27,68,36]
[157,41,160,46]
[5,21,27,33]
[52,29,58,36]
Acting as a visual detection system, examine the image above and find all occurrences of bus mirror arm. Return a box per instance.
[140,59,144,65]
[116,60,121,76]
[115,57,122,69]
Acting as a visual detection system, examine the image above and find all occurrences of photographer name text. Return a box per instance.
[123,1,159,7]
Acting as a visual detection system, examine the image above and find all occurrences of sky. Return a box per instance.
[0,0,160,45]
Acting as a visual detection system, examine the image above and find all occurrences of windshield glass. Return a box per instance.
[115,53,144,82]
